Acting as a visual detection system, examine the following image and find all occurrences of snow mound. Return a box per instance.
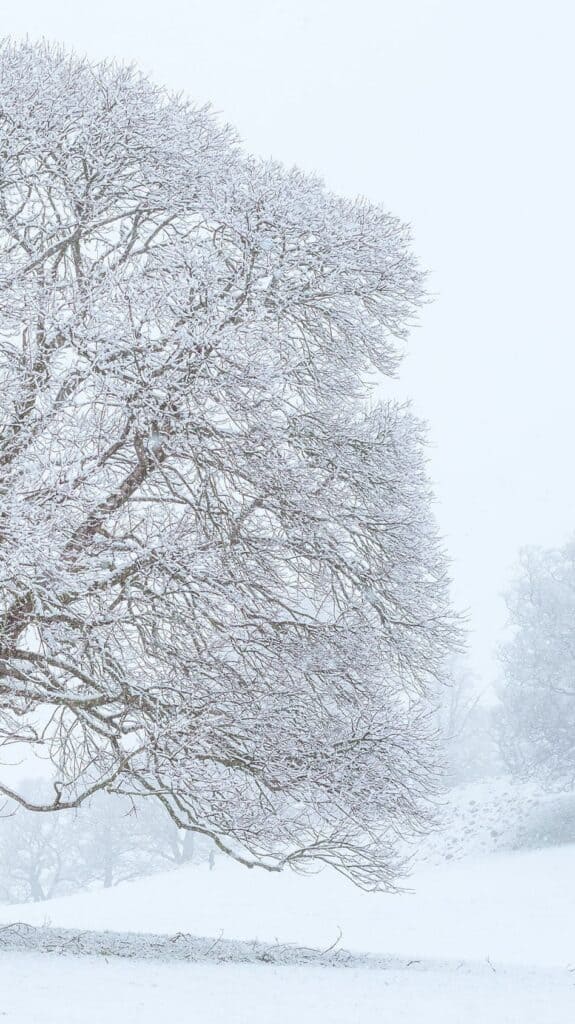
[0,920,367,966]
[418,778,575,865]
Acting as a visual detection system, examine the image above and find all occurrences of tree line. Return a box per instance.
[0,783,217,903]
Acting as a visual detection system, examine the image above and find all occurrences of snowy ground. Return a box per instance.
[1,952,573,1024]
[0,844,573,1022]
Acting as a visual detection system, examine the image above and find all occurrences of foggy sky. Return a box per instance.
[3,0,574,682]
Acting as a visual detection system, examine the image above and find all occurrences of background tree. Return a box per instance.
[435,658,501,786]
[497,541,575,788]
[71,791,151,889]
[131,796,218,868]
[0,40,455,890]
[0,779,219,902]
[0,780,79,902]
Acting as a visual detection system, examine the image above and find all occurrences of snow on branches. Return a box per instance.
[0,40,454,889]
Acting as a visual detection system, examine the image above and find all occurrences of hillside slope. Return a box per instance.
[1,843,573,969]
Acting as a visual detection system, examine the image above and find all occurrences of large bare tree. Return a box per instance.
[0,40,454,889]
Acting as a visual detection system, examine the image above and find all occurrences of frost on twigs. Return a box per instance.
[0,921,367,967]
[0,40,455,889]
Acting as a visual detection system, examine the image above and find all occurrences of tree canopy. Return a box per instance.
[0,40,454,889]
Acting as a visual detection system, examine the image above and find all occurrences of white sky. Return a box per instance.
[2,0,574,682]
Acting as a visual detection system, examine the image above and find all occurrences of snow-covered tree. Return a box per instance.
[498,542,575,788]
[0,40,454,889]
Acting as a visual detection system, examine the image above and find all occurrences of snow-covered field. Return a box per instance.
[2,953,573,1024]
[0,844,573,1022]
